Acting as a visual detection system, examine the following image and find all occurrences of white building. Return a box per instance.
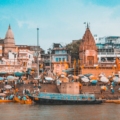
[96,36,120,64]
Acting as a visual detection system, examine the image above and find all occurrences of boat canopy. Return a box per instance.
[38,92,95,100]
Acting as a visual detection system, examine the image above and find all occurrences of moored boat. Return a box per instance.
[0,99,13,103]
[28,92,103,105]
[14,96,32,104]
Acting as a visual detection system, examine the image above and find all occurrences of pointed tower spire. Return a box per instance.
[87,23,89,29]
[8,24,11,29]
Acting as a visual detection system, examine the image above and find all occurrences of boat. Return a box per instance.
[0,99,13,103]
[105,100,120,104]
[14,96,32,104]
[28,92,103,105]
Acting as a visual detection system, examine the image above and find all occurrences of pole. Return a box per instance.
[50,49,51,72]
[37,28,39,78]
[13,53,15,77]
[14,54,15,76]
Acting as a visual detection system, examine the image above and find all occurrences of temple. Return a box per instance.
[79,23,98,66]
[4,24,16,57]
[79,24,116,76]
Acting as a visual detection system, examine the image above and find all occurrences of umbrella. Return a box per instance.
[68,74,73,77]
[100,76,109,83]
[14,72,24,77]
[78,74,84,77]
[84,74,93,77]
[113,76,120,83]
[7,76,14,81]
[0,72,7,75]
[45,77,54,81]
[0,77,4,81]
[4,85,12,89]
[81,76,89,82]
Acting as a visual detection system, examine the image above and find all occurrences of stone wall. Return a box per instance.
[58,82,79,94]
[81,67,116,76]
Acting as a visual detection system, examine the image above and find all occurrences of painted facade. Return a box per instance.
[51,43,70,74]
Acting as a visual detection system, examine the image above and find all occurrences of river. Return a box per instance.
[0,103,120,120]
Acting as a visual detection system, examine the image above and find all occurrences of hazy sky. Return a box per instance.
[0,0,120,51]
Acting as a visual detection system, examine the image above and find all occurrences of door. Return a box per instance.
[87,56,94,65]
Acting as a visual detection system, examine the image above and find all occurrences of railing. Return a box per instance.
[98,52,114,55]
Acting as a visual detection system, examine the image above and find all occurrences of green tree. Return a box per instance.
[66,39,82,61]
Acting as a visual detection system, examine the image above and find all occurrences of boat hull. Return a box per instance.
[0,100,13,103]
[14,97,32,104]
[29,96,102,105]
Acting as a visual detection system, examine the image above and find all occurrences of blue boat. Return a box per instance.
[28,92,102,105]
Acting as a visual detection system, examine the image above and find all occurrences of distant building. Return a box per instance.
[0,25,44,72]
[79,24,98,66]
[43,43,71,74]
[96,36,120,63]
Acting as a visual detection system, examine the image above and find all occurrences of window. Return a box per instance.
[56,58,59,62]
[59,58,61,61]
[63,58,65,61]
[55,50,59,54]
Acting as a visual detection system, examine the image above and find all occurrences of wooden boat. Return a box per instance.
[14,97,20,103]
[114,100,120,104]
[0,99,13,103]
[14,96,32,104]
[105,100,120,103]
[28,92,103,105]
[105,100,115,103]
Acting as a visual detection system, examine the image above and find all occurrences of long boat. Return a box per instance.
[28,92,103,105]
[0,100,13,103]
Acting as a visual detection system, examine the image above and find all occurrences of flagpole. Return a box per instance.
[37,28,39,78]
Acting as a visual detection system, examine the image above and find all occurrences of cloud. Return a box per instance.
[17,20,38,29]
[1,0,120,51]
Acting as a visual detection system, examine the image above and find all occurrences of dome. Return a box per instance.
[4,25,15,45]
[5,25,14,39]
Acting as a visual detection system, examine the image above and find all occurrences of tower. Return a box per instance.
[4,25,16,57]
[79,23,98,66]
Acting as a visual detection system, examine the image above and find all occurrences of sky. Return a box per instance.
[0,0,120,52]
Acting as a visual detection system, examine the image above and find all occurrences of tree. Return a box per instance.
[66,39,82,61]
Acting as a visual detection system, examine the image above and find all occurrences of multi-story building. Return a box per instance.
[0,25,44,72]
[96,36,120,64]
[50,43,71,74]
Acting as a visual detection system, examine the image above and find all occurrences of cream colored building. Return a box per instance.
[0,25,35,72]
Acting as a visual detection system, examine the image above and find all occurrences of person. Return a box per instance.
[23,88,25,95]
[111,85,114,94]
[38,83,41,93]
[5,77,7,85]
[15,88,19,95]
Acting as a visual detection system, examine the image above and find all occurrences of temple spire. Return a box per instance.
[87,23,89,29]
[8,24,11,29]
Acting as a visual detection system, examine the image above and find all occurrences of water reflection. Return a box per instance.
[0,103,120,120]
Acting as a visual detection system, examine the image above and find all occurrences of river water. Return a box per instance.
[0,103,120,120]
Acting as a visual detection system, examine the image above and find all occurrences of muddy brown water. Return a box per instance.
[0,103,120,120]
